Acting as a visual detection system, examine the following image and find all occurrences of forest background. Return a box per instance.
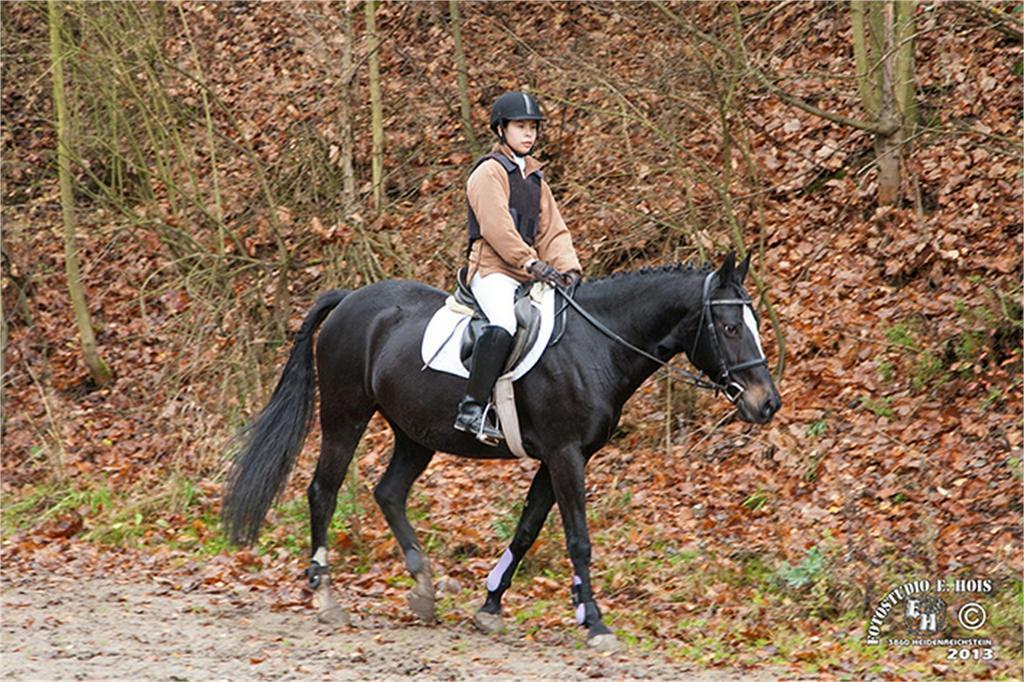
[2,1,1021,679]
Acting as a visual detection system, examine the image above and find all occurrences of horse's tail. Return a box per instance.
[222,289,348,546]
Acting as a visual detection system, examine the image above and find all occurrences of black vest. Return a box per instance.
[466,153,542,257]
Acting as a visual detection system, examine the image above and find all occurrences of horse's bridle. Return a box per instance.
[556,270,768,404]
[689,271,768,403]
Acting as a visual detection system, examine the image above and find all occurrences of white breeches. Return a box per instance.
[470,272,520,335]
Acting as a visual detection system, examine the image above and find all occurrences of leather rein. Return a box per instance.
[555,271,767,403]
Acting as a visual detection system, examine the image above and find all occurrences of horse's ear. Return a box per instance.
[736,251,751,284]
[716,251,736,284]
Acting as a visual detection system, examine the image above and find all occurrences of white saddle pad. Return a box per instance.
[421,287,557,381]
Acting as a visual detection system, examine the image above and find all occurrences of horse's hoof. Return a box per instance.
[316,604,351,626]
[313,583,350,626]
[407,585,437,623]
[472,610,505,634]
[587,633,623,653]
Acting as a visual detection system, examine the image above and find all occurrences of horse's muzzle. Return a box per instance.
[758,392,782,423]
[737,385,781,424]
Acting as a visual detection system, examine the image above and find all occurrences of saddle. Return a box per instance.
[420,269,559,383]
[420,271,564,459]
[451,267,541,373]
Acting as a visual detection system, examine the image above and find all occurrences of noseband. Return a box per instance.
[690,272,768,402]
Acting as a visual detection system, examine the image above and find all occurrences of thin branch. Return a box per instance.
[945,0,1024,41]
[652,0,891,135]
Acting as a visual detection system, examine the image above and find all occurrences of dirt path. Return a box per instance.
[1,572,789,681]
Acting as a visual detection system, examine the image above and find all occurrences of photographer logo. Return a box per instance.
[864,577,995,662]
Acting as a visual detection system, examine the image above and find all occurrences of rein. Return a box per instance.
[555,271,769,403]
[554,273,739,400]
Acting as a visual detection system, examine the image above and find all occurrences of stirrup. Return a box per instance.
[475,403,502,446]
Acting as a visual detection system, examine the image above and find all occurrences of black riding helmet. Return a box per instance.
[490,92,544,151]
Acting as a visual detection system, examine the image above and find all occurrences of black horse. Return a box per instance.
[222,252,781,651]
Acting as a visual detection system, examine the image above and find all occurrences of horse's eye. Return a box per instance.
[723,324,739,337]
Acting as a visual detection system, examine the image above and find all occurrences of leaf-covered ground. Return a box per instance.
[5,568,790,681]
[2,2,1021,680]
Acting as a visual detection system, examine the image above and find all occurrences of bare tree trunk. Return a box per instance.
[853,0,915,206]
[48,0,112,388]
[340,1,357,215]
[874,2,902,206]
[449,0,480,155]
[340,2,361,531]
[851,1,878,117]
[0,284,7,376]
[895,0,918,141]
[365,0,383,213]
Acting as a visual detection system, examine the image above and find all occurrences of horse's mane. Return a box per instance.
[586,261,713,285]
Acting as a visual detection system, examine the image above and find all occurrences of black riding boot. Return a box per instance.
[454,326,514,445]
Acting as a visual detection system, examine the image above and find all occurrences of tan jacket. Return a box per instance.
[466,143,581,283]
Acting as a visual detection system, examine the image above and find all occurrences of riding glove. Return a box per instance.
[526,259,562,287]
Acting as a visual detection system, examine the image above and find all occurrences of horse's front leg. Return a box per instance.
[547,449,622,652]
[474,463,556,634]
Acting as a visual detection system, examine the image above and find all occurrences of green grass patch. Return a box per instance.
[742,489,773,513]
[861,395,894,418]
[1,464,375,567]
[513,598,555,630]
[880,320,947,391]
[2,474,212,547]
[805,419,828,438]
[2,480,114,535]
[878,285,1023,399]
[877,359,895,383]
[776,546,826,589]
[884,322,918,351]
[590,529,1021,677]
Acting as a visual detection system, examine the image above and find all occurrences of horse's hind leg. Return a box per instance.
[307,399,373,626]
[373,425,436,623]
[473,463,555,634]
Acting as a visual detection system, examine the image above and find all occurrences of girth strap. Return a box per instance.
[493,375,528,458]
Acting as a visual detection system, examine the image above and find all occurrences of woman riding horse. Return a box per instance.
[221,92,782,653]
[456,91,582,444]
